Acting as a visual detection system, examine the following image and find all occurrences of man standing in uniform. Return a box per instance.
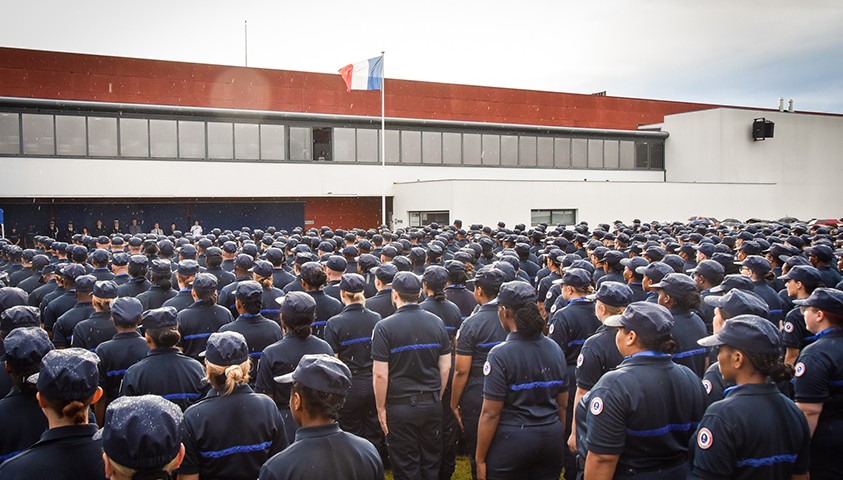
[372,272,451,480]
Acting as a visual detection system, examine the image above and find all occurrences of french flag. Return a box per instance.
[339,56,383,92]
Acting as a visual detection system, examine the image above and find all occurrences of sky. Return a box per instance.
[2,0,842,113]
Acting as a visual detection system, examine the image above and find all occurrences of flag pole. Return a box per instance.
[244,20,248,67]
[380,51,386,228]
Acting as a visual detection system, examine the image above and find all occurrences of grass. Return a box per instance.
[385,455,473,480]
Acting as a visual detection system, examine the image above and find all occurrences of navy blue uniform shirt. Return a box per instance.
[52,301,94,347]
[71,310,117,351]
[219,313,283,383]
[255,332,334,410]
[444,284,477,318]
[455,302,507,373]
[0,388,48,465]
[0,424,105,480]
[307,290,343,339]
[701,362,733,407]
[42,290,77,331]
[258,286,285,322]
[365,288,396,319]
[576,324,624,391]
[781,307,814,354]
[116,276,150,298]
[205,266,236,290]
[669,308,708,378]
[177,300,233,360]
[137,285,177,310]
[420,296,463,342]
[95,331,149,402]
[548,299,600,366]
[324,303,381,375]
[752,280,783,324]
[162,288,195,313]
[120,347,208,411]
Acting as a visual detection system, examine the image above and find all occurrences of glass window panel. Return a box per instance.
[22,114,54,155]
[422,132,442,164]
[260,124,285,160]
[55,116,86,156]
[551,209,577,224]
[571,139,588,168]
[178,121,205,159]
[120,118,149,157]
[443,133,461,165]
[554,138,571,167]
[537,137,554,167]
[357,129,378,163]
[88,117,118,157]
[150,120,177,158]
[382,130,400,164]
[650,142,665,169]
[604,140,619,169]
[207,122,233,160]
[481,134,500,166]
[587,139,604,168]
[234,123,259,160]
[401,130,421,164]
[463,133,481,165]
[619,141,635,169]
[531,210,552,226]
[519,136,537,167]
[289,127,312,161]
[635,142,649,168]
[333,128,356,162]
[501,135,518,166]
[0,113,19,154]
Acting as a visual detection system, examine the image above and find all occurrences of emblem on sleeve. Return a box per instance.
[697,428,713,449]
[549,323,555,335]
[795,362,805,377]
[550,305,557,314]
[546,291,553,300]
[590,397,603,415]
[576,353,584,368]
[702,380,712,394]
[783,322,794,333]
[483,361,491,376]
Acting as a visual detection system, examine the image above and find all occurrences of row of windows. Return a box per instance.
[405,209,577,228]
[0,111,665,169]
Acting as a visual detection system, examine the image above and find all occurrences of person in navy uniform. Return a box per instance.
[322,255,347,302]
[451,266,506,479]
[162,259,200,313]
[120,307,208,411]
[299,261,342,339]
[256,291,334,441]
[780,265,824,367]
[0,327,53,465]
[323,273,383,456]
[109,252,130,286]
[89,249,115,282]
[260,354,385,480]
[265,247,295,291]
[248,260,283,322]
[475,281,568,480]
[179,331,288,480]
[101,395,185,479]
[116,255,150,297]
[371,271,452,480]
[218,254,256,316]
[137,259,177,310]
[737,255,783,325]
[649,273,709,378]
[176,273,233,361]
[203,247,236,290]
[620,257,649,303]
[94,297,149,420]
[792,288,843,480]
[0,348,105,480]
[443,259,477,317]
[583,302,707,479]
[689,259,726,333]
[690,315,810,480]
[52,274,96,348]
[367,263,398,319]
[71,280,118,351]
[16,254,50,294]
[219,281,283,384]
[595,250,625,289]
[805,245,842,289]
[42,264,86,336]
[636,261,673,304]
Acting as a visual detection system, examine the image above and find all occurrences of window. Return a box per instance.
[650,142,665,169]
[604,140,619,169]
[401,130,421,164]
[519,136,537,167]
[150,119,177,158]
[0,113,19,154]
[635,142,649,168]
[422,131,442,164]
[554,138,571,167]
[501,135,518,166]
[88,117,118,157]
[531,209,577,226]
[290,127,312,161]
[120,118,149,157]
[260,124,285,160]
[357,129,378,163]
[22,114,54,155]
[333,128,356,162]
[571,139,588,168]
[481,134,500,166]
[537,137,554,167]
[408,210,450,227]
[619,141,635,169]
[234,123,259,160]
[382,130,400,164]
[463,133,481,165]
[587,139,604,168]
[313,127,331,160]
[178,121,205,159]
[442,132,461,165]
[56,116,86,156]
[207,122,233,160]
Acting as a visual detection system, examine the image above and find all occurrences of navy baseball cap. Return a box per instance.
[468,266,506,291]
[689,259,725,278]
[128,254,149,268]
[736,255,771,274]
[554,268,592,288]
[793,288,843,314]
[710,274,756,294]
[620,257,648,272]
[274,353,352,396]
[0,305,41,334]
[203,331,249,367]
[205,246,223,259]
[235,281,263,302]
[90,249,110,265]
[234,254,255,270]
[157,240,174,256]
[338,273,366,294]
[598,250,624,266]
[111,297,144,327]
[61,263,87,280]
[276,291,317,318]
[806,245,834,262]
[603,302,674,339]
[392,271,422,295]
[587,281,634,308]
[637,262,674,284]
[704,289,770,318]
[31,254,51,271]
[779,265,823,288]
[422,266,449,286]
[444,260,466,276]
[101,395,184,471]
[497,281,537,307]
[111,252,130,266]
[192,272,218,293]
[357,254,380,271]
[141,307,178,330]
[222,241,238,254]
[150,259,172,276]
[372,263,398,284]
[649,273,698,296]
[643,246,666,262]
[177,259,200,276]
[74,274,97,293]
[178,244,198,259]
[698,314,781,354]
[34,348,100,401]
[0,287,28,312]
[3,327,53,370]
[325,255,348,273]
[342,246,359,258]
[694,243,716,258]
[93,280,119,299]
[250,260,274,278]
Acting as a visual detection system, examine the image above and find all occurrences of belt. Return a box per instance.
[350,368,372,377]
[616,455,688,477]
[387,391,439,405]
[470,366,485,377]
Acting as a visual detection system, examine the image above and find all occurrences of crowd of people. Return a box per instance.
[0,216,842,480]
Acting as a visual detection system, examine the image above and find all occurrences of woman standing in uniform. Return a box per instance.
[299,262,342,339]
[251,260,285,322]
[444,260,477,318]
[793,288,843,479]
[738,255,783,325]
[476,281,568,480]
[179,331,288,480]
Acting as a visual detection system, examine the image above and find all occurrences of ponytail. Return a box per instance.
[511,302,546,336]
[256,275,273,290]
[744,350,794,382]
[636,331,678,354]
[45,398,90,424]
[207,360,251,396]
[425,281,447,302]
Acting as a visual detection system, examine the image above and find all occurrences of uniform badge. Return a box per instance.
[783,322,794,333]
[576,353,584,368]
[549,323,555,335]
[590,397,603,415]
[546,291,553,300]
[795,362,805,377]
[697,428,713,449]
[702,380,712,395]
[550,304,557,314]
[483,361,491,376]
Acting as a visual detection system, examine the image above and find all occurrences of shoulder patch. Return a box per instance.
[783,322,794,333]
[576,353,584,368]
[590,397,603,416]
[795,362,805,377]
[702,379,712,395]
[550,304,557,314]
[483,361,491,376]
[546,291,553,300]
[697,427,713,449]
[549,323,555,335]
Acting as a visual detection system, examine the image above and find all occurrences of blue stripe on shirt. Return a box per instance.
[567,339,586,347]
[626,422,697,437]
[736,454,798,468]
[478,341,503,349]
[183,332,213,340]
[390,343,441,354]
[510,379,566,391]
[340,337,371,347]
[0,450,23,462]
[249,352,262,358]
[162,393,201,401]
[200,441,273,459]
[673,348,706,359]
[311,321,328,327]
[105,369,128,377]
